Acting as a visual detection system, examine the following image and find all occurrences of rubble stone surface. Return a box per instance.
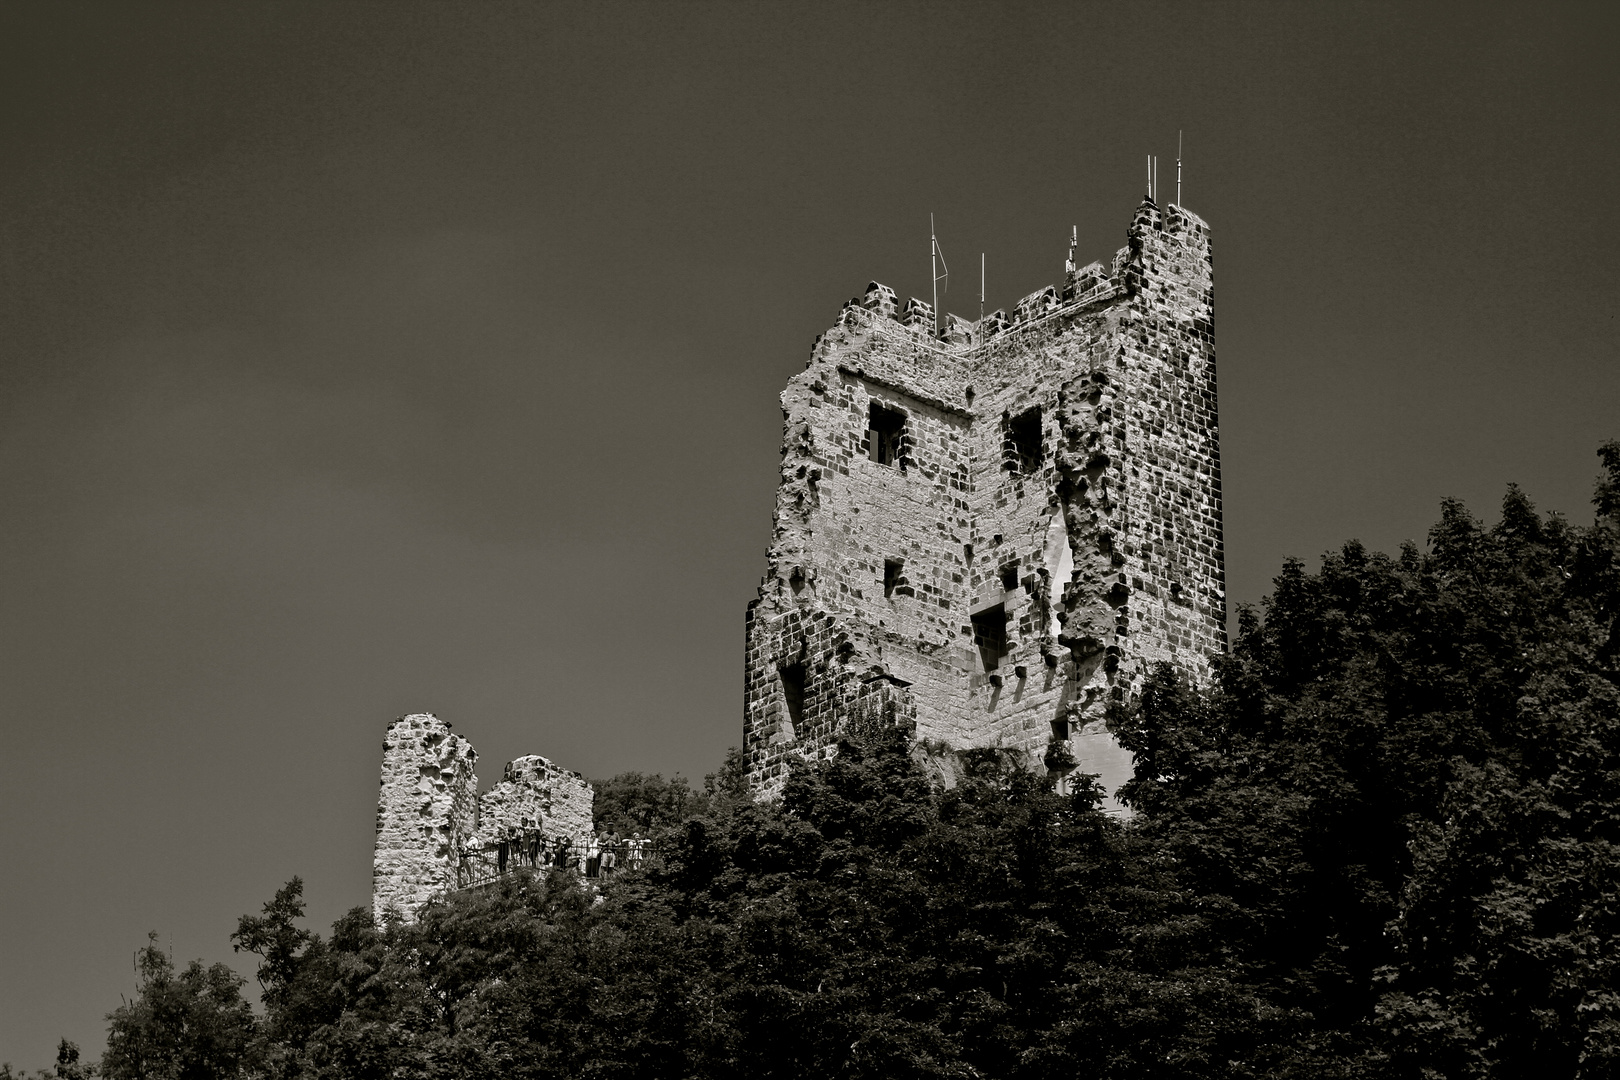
[744,198,1224,809]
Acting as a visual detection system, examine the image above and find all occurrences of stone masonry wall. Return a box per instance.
[373,716,595,921]
[372,713,480,919]
[476,754,595,850]
[744,196,1224,807]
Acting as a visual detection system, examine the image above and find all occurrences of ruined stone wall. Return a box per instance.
[373,717,595,921]
[476,754,594,849]
[1110,202,1224,682]
[744,196,1224,805]
[372,713,479,918]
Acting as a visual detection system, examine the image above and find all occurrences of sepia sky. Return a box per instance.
[2,1,1617,1063]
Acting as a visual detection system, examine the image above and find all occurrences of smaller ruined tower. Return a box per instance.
[372,713,598,920]
[372,713,480,917]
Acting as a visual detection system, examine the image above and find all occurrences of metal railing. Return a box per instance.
[450,840,653,892]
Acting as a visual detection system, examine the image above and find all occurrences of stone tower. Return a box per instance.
[372,712,596,920]
[372,713,480,918]
[743,196,1223,806]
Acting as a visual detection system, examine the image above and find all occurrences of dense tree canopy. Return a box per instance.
[52,445,1620,1078]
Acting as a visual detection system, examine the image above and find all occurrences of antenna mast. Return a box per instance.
[979,252,985,321]
[1177,130,1182,207]
[930,213,948,337]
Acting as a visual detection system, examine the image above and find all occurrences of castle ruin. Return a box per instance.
[743,195,1223,805]
[372,191,1223,918]
[372,713,595,919]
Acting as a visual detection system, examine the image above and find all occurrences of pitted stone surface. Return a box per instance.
[477,754,594,850]
[372,713,480,919]
[744,199,1224,809]
[372,714,595,921]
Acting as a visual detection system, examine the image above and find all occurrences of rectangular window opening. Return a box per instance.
[884,559,904,598]
[1000,562,1020,592]
[868,402,906,467]
[779,662,806,729]
[1009,407,1043,474]
[971,605,1009,672]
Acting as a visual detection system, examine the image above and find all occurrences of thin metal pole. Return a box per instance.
[931,217,949,338]
[1177,130,1183,207]
[980,252,985,321]
[931,213,938,335]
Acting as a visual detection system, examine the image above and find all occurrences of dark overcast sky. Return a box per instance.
[3,0,1617,1064]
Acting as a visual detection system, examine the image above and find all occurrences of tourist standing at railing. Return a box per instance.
[628,833,644,871]
[583,834,599,878]
[601,830,619,876]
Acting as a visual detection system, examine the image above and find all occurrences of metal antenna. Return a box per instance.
[1066,225,1077,273]
[1147,154,1152,198]
[1177,130,1183,207]
[931,213,949,337]
[980,252,985,321]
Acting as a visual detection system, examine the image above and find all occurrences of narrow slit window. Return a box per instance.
[884,559,904,598]
[971,605,1009,672]
[779,662,806,729]
[868,403,906,467]
[1009,407,1043,474]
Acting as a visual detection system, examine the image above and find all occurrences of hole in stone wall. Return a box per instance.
[868,402,906,467]
[1008,407,1043,474]
[971,605,1009,672]
[1000,562,1020,592]
[884,559,904,598]
[779,662,806,730]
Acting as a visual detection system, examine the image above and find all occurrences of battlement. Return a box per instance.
[833,199,1207,356]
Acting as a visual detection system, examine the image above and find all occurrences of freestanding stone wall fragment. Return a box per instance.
[744,196,1224,808]
[477,754,595,851]
[372,714,595,921]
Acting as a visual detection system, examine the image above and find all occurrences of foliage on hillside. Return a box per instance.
[66,445,1620,1078]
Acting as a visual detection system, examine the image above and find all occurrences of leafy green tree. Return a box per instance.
[1110,445,1620,1076]
[591,771,706,838]
[100,935,256,1080]
[51,1041,94,1080]
[0,1039,96,1080]
[230,877,357,1076]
